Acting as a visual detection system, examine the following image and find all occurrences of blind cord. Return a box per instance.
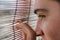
[12,0,18,40]
[27,0,31,23]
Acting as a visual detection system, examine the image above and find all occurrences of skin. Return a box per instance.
[34,0,60,40]
[16,0,60,40]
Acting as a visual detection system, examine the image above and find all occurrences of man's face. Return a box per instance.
[34,0,60,40]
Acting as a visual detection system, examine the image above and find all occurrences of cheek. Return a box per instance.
[41,16,60,40]
[42,2,60,40]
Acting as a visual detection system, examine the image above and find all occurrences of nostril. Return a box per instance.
[35,30,44,36]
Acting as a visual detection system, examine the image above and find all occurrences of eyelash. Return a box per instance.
[38,15,46,18]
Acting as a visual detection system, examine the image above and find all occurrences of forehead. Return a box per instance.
[34,0,59,13]
[34,0,59,9]
[34,0,48,10]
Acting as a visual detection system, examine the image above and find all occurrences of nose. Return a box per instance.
[35,26,44,36]
[35,19,44,36]
[34,0,45,36]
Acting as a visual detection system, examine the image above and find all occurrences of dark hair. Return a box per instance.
[57,0,60,3]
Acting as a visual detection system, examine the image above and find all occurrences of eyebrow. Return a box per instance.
[34,9,48,14]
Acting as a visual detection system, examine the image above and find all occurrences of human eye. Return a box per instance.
[38,15,46,19]
[34,9,48,19]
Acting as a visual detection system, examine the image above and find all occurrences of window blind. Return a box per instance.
[0,0,41,40]
[0,0,31,40]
